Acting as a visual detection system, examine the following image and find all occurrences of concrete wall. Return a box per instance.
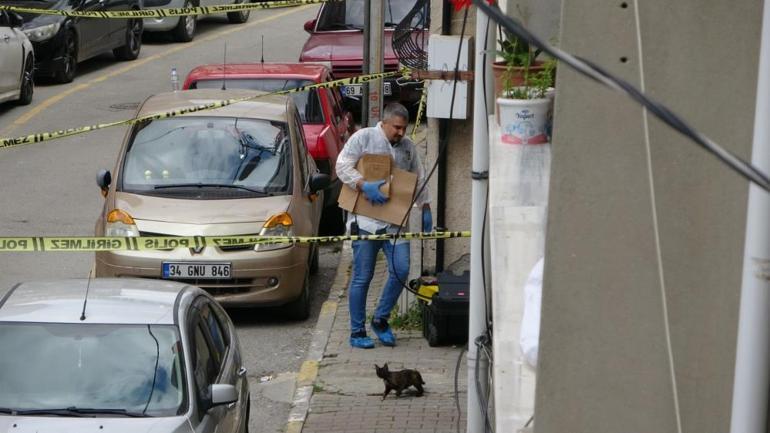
[535,1,760,432]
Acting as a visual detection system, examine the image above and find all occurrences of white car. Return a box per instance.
[0,10,34,105]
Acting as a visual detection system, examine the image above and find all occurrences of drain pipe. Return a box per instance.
[467,6,495,433]
[434,0,453,273]
[729,1,770,431]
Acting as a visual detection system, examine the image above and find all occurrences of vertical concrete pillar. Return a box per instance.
[535,1,760,432]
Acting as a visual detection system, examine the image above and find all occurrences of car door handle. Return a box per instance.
[237,366,247,377]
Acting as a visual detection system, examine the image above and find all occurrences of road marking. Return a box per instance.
[296,360,318,386]
[0,4,312,138]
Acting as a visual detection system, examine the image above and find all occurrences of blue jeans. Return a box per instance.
[348,231,410,334]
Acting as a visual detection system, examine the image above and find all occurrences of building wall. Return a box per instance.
[535,1,759,432]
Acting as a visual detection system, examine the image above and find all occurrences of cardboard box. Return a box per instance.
[338,154,418,226]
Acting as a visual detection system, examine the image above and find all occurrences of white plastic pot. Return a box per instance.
[497,94,553,145]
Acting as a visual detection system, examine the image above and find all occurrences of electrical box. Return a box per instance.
[426,34,471,119]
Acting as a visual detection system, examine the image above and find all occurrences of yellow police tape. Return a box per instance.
[410,82,427,141]
[0,0,333,18]
[0,69,408,150]
[0,231,470,252]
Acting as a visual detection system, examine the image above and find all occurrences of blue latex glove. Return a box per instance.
[422,207,433,233]
[361,180,388,205]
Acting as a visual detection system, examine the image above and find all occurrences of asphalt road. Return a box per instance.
[0,5,338,433]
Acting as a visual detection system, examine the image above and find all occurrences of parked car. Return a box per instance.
[0,278,249,433]
[15,0,143,83]
[94,89,329,319]
[143,0,249,43]
[0,11,34,105]
[183,63,352,234]
[299,0,427,115]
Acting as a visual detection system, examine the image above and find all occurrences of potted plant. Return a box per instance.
[497,58,556,145]
[492,29,545,99]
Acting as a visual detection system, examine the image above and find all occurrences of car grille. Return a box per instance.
[140,277,256,294]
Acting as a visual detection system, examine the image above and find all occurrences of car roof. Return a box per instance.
[0,279,196,325]
[138,89,291,122]
[187,63,329,82]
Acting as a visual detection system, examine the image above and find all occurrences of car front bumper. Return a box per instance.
[30,37,66,77]
[95,243,309,307]
[142,0,184,32]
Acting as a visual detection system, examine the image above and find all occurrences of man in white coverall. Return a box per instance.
[335,103,431,349]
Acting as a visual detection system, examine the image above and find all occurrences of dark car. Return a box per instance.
[299,0,428,115]
[16,0,142,83]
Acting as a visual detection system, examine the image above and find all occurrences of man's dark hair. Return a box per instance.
[383,103,409,123]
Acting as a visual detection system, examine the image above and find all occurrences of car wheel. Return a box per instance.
[227,4,249,24]
[309,244,319,275]
[114,18,143,60]
[15,57,34,105]
[53,31,77,84]
[172,2,196,42]
[284,271,310,321]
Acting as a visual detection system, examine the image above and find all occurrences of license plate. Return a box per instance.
[342,83,392,97]
[162,262,231,279]
[343,84,362,97]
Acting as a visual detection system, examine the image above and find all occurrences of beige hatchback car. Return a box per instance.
[94,89,329,319]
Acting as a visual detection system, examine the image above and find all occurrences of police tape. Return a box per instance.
[0,69,407,150]
[410,82,427,141]
[0,0,333,18]
[0,231,470,252]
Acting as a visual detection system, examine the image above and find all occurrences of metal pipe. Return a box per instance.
[362,0,371,127]
[435,0,452,273]
[467,6,495,433]
[729,1,770,431]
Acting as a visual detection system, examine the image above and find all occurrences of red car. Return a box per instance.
[183,63,352,233]
[299,0,427,116]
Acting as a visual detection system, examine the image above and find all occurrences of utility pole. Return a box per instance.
[729,0,770,431]
[362,0,384,127]
[468,6,495,433]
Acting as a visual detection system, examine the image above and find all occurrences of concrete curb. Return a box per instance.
[286,242,352,433]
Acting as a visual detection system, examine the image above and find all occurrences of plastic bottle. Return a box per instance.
[171,67,179,92]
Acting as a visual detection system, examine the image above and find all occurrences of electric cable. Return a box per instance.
[473,0,770,192]
[393,0,429,70]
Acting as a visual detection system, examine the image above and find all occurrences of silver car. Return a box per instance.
[143,0,250,42]
[0,279,250,433]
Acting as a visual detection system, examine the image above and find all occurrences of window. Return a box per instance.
[200,303,227,364]
[316,0,427,31]
[192,322,219,398]
[292,111,311,189]
[326,88,344,125]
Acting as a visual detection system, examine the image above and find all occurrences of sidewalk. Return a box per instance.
[287,243,468,433]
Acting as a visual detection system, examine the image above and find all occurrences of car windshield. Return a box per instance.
[317,0,427,30]
[191,79,324,124]
[0,323,185,417]
[121,116,292,198]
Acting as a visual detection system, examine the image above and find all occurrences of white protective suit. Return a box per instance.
[335,122,431,237]
[520,257,544,368]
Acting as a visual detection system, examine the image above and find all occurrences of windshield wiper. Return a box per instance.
[0,407,14,414]
[14,407,150,417]
[153,183,270,195]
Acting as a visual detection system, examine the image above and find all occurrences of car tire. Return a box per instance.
[227,4,249,24]
[113,18,143,60]
[15,57,34,106]
[172,2,196,42]
[53,31,77,84]
[284,271,310,321]
[309,244,319,275]
[319,206,345,236]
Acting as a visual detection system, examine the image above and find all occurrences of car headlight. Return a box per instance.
[23,22,61,42]
[105,209,140,237]
[255,212,293,252]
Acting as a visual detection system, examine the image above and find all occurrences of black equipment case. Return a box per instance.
[420,271,470,346]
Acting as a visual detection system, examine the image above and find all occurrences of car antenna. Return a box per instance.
[260,35,265,64]
[222,42,228,91]
[80,269,93,321]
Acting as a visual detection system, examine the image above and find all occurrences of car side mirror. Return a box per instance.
[303,19,316,33]
[8,12,24,28]
[96,169,111,197]
[309,172,331,193]
[209,384,238,408]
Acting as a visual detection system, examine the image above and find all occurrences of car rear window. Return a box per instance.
[317,0,427,30]
[190,79,325,124]
[0,323,186,417]
[120,116,292,199]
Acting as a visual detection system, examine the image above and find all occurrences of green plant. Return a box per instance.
[388,301,423,331]
[504,57,556,100]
